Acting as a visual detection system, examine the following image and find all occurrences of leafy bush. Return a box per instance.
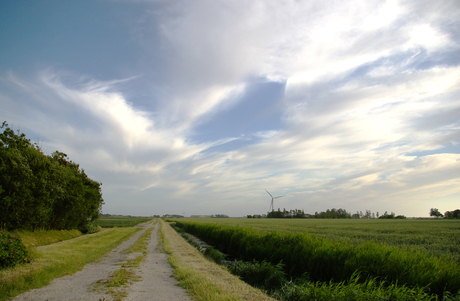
[229,260,287,291]
[0,122,104,232]
[203,247,226,264]
[79,222,101,234]
[0,231,30,269]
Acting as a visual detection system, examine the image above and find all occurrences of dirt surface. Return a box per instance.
[12,221,191,301]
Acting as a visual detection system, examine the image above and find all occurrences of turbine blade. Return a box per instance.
[274,195,285,199]
[265,189,273,198]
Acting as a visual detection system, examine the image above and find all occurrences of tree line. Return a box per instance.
[265,208,306,218]
[250,208,406,219]
[430,208,460,219]
[311,208,406,219]
[0,122,104,232]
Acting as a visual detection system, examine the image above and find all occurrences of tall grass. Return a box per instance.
[273,273,438,301]
[174,221,460,298]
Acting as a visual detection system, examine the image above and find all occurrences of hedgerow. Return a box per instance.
[0,121,104,232]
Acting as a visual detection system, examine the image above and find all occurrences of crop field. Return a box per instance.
[94,216,153,228]
[171,218,460,300]
[174,218,460,261]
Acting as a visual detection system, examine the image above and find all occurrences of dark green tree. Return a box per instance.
[0,122,104,231]
[444,209,460,219]
[429,208,443,218]
[314,208,352,219]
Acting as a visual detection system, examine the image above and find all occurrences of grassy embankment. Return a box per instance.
[161,219,276,301]
[0,216,152,301]
[172,218,460,300]
[13,229,82,248]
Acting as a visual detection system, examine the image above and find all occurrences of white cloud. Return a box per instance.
[2,0,460,216]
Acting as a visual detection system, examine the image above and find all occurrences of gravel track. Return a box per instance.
[12,221,191,301]
[124,223,190,301]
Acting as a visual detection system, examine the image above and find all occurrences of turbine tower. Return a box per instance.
[265,189,285,212]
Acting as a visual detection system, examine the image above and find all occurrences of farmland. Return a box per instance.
[171,218,460,300]
[94,215,153,228]
[173,218,460,261]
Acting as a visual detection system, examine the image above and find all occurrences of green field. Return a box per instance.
[172,218,460,300]
[94,216,153,228]
[173,218,460,261]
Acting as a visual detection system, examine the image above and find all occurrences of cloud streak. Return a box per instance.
[1,0,459,216]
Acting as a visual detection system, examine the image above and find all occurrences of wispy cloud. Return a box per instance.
[1,0,459,216]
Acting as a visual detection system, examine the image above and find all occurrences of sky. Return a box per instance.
[1,0,459,217]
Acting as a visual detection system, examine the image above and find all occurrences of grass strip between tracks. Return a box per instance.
[0,227,141,301]
[92,220,157,301]
[161,220,276,301]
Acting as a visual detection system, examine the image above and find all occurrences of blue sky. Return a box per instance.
[1,0,459,217]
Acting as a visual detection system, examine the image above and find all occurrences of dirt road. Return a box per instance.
[13,221,191,301]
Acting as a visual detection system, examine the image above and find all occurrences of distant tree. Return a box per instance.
[351,212,360,219]
[267,209,284,218]
[250,214,263,218]
[378,211,396,219]
[363,210,372,219]
[267,208,306,218]
[430,208,443,218]
[212,214,229,218]
[444,209,460,219]
[313,208,351,219]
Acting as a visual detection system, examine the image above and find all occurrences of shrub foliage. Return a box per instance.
[229,260,287,291]
[0,122,104,232]
[0,231,30,269]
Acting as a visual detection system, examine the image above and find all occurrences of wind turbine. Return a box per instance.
[265,189,285,212]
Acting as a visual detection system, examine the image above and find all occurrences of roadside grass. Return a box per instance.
[0,227,140,301]
[92,220,156,300]
[95,216,153,228]
[12,229,82,248]
[161,220,276,301]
